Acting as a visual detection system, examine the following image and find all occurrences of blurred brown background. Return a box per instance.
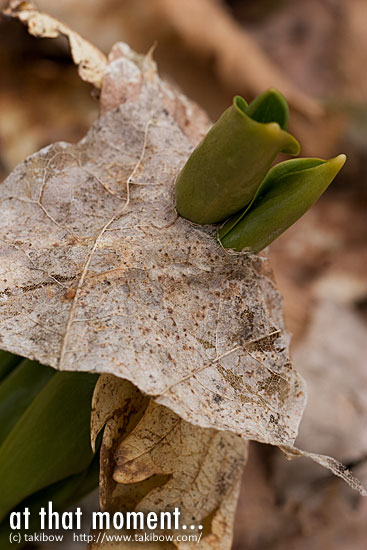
[0,1,366,548]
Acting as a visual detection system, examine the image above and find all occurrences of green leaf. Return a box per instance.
[175,90,300,224]
[0,351,23,383]
[219,157,324,239]
[0,359,55,447]
[0,452,100,550]
[0,370,98,521]
[219,155,346,253]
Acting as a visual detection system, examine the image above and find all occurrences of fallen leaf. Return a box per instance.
[0,39,306,450]
[91,391,246,550]
[113,402,246,518]
[4,0,107,88]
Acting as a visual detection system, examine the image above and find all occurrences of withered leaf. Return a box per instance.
[113,401,246,518]
[4,0,107,88]
[91,378,246,550]
[0,41,306,449]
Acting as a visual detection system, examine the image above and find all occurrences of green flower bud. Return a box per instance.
[219,155,346,253]
[175,90,300,224]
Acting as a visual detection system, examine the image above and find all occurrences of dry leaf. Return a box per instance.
[90,376,177,549]
[0,40,306,449]
[91,384,246,550]
[4,0,107,88]
[0,6,366,499]
[113,402,246,518]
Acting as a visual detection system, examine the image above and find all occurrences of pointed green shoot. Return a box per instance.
[219,155,346,253]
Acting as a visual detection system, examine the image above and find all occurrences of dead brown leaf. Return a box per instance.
[0,39,307,450]
[4,0,107,88]
[91,386,247,550]
[113,401,246,517]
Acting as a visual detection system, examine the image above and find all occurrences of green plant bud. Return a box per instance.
[0,351,23,383]
[0,368,98,521]
[219,154,346,253]
[175,90,300,224]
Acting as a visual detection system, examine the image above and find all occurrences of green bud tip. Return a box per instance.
[219,154,347,253]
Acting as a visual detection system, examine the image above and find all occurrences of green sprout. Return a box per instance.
[175,89,346,253]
